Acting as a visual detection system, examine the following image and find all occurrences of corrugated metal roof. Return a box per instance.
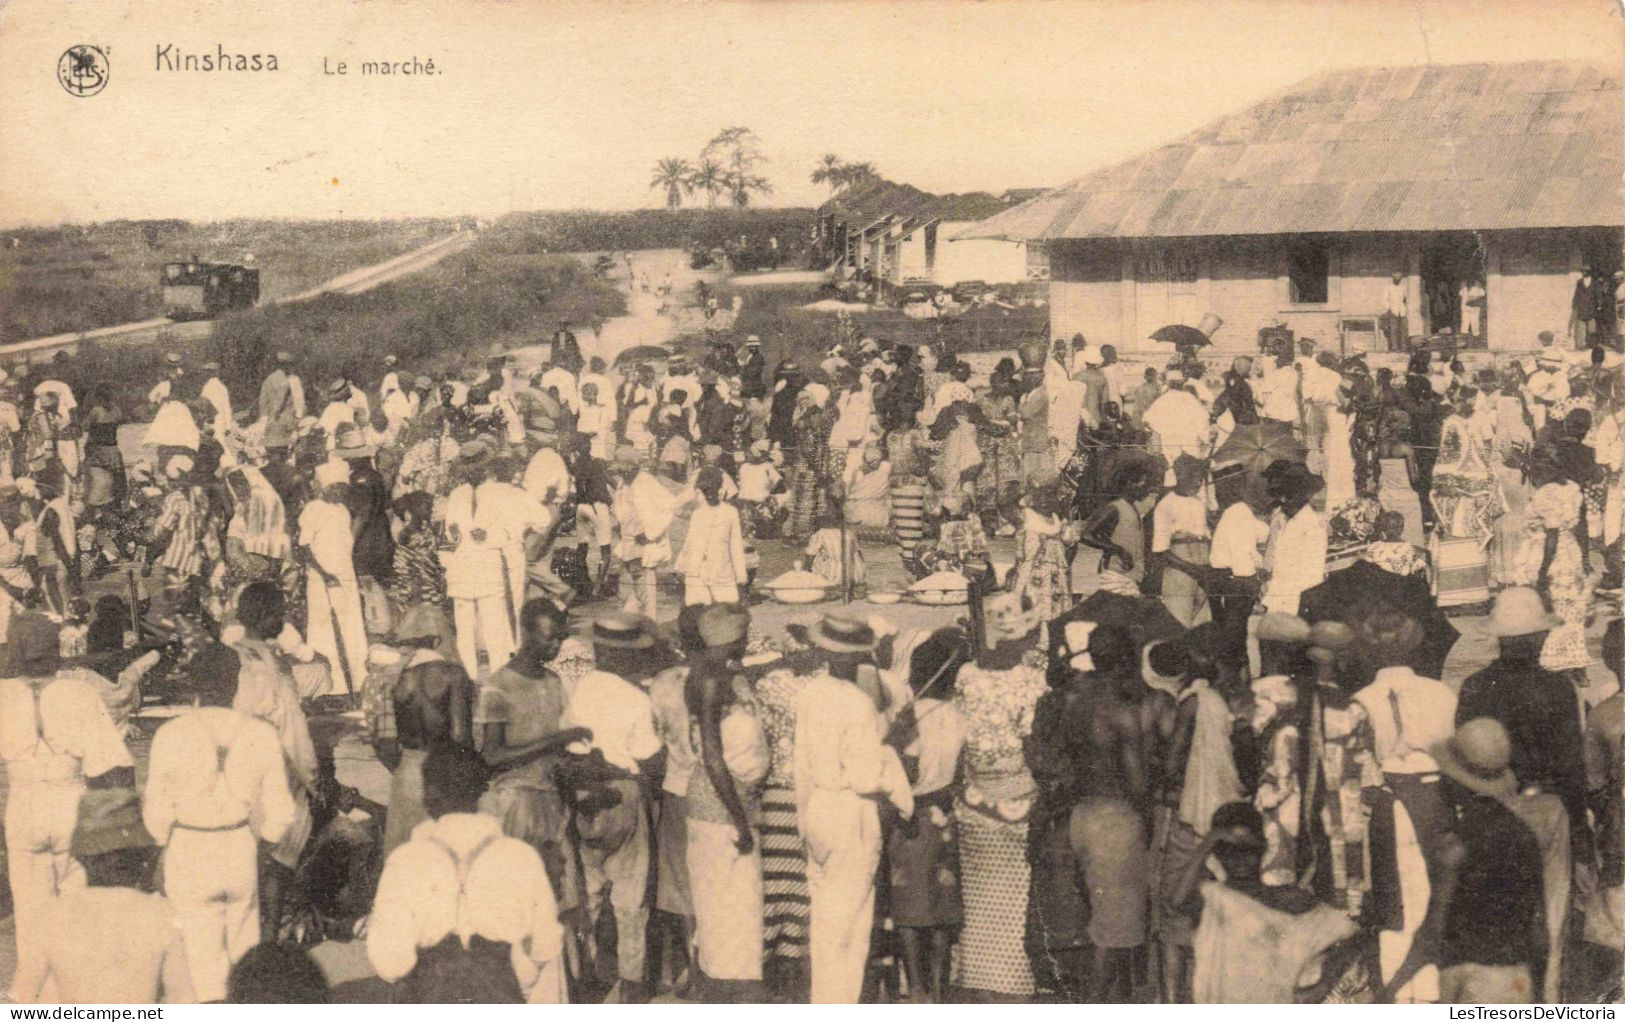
[820,180,1014,233]
[960,60,1623,241]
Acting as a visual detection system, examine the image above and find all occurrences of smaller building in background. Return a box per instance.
[815,179,1048,289]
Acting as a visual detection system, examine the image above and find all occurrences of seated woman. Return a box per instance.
[802,511,866,591]
[842,443,892,542]
[1361,510,1429,580]
[903,492,992,584]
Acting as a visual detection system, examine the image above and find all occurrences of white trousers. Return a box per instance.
[305,573,368,695]
[683,581,740,606]
[5,777,85,1002]
[803,792,880,1004]
[453,593,515,679]
[164,825,260,1003]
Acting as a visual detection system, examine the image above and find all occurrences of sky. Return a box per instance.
[0,0,1619,225]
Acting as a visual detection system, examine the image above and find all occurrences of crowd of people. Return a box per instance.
[0,312,1621,1005]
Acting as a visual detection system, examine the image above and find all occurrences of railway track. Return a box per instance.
[2,229,478,362]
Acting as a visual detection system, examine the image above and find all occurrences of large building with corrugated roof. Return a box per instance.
[960,60,1623,353]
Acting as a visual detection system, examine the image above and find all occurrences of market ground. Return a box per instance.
[17,248,1622,998]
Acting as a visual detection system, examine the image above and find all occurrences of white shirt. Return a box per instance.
[1047,377,1086,452]
[738,461,780,503]
[367,812,562,1001]
[0,672,132,779]
[1263,505,1326,615]
[441,483,508,599]
[563,669,661,774]
[1355,666,1458,775]
[1256,365,1300,422]
[1151,492,1210,553]
[675,501,748,586]
[143,707,293,843]
[793,674,912,855]
[540,367,579,412]
[1143,388,1210,454]
[1384,282,1408,317]
[906,697,965,797]
[1209,503,1270,577]
[297,500,356,581]
[316,400,355,448]
[523,448,571,505]
[200,377,233,432]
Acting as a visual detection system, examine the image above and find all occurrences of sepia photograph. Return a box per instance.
[0,0,1621,1007]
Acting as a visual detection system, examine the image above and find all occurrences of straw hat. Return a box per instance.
[1431,718,1518,799]
[806,612,876,654]
[591,611,656,650]
[1484,586,1561,637]
[331,422,376,460]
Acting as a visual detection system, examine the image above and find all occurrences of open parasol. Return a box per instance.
[1048,590,1184,651]
[1211,421,1307,476]
[613,344,673,366]
[1149,324,1211,349]
[1298,559,1460,687]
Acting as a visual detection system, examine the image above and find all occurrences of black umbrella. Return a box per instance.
[1212,421,1307,476]
[1298,560,1460,687]
[1149,324,1211,349]
[1049,590,1184,649]
[613,344,672,366]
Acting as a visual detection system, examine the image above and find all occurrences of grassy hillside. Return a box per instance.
[48,235,626,414]
[0,217,462,343]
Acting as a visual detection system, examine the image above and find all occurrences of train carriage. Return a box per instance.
[161,260,260,320]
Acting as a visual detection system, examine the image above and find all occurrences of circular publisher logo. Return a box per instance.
[58,45,109,97]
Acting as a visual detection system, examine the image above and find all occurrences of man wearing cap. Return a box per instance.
[1455,586,1590,860]
[564,612,665,1002]
[299,459,368,696]
[576,380,615,460]
[1,615,135,1002]
[1075,346,1109,431]
[614,440,692,621]
[793,612,913,1003]
[257,351,300,455]
[677,465,748,607]
[1383,719,1547,1003]
[148,352,187,406]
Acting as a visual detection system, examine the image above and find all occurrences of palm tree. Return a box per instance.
[688,158,726,208]
[649,157,694,209]
[810,153,844,196]
[726,172,773,209]
[835,161,879,191]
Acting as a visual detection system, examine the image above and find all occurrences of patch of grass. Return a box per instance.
[54,243,625,412]
[0,217,462,343]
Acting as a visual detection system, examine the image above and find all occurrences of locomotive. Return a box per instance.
[161,259,261,320]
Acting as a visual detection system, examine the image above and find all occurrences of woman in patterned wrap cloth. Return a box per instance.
[950,595,1048,999]
[753,646,819,1001]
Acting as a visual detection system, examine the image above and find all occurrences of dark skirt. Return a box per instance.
[396,934,524,1003]
[887,789,962,928]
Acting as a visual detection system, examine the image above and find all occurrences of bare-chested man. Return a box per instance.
[1064,623,1175,1001]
